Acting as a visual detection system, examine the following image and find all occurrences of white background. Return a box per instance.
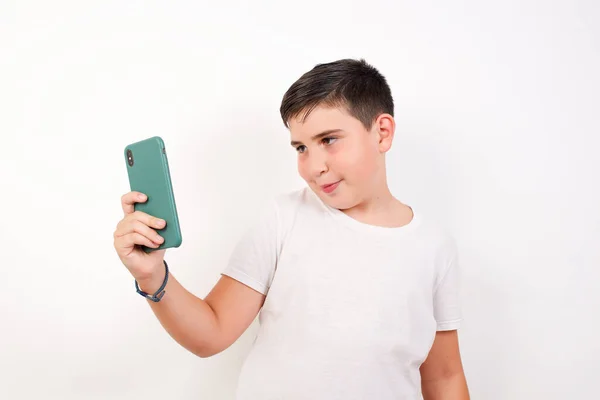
[2,1,599,399]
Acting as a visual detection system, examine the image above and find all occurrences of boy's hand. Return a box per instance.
[113,191,167,285]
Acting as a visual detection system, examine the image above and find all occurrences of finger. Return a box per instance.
[115,213,165,240]
[128,211,166,231]
[115,217,164,244]
[127,219,165,245]
[120,232,160,250]
[121,191,147,215]
[115,212,165,241]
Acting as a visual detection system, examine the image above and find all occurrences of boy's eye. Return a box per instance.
[295,137,337,153]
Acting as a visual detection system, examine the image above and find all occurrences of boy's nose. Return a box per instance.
[308,154,329,177]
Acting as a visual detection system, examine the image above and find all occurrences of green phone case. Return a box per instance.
[124,136,182,252]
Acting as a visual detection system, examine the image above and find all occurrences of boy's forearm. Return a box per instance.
[422,372,470,400]
[137,273,221,358]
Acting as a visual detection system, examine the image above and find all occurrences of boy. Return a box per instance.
[113,58,470,399]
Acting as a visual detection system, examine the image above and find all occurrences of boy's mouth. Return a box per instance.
[320,180,342,194]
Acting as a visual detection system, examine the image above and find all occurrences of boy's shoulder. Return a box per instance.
[272,185,314,204]
[266,186,321,219]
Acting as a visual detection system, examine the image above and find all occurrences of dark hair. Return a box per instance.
[279,58,394,130]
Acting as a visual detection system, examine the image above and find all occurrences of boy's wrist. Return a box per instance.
[136,261,168,295]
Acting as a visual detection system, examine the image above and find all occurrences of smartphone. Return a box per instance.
[124,136,182,252]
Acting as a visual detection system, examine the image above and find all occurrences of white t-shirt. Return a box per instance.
[221,187,462,400]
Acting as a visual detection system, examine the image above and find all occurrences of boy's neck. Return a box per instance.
[340,186,414,228]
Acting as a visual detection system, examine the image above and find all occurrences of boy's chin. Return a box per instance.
[314,189,357,211]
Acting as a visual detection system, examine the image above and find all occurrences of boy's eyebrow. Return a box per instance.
[290,129,343,147]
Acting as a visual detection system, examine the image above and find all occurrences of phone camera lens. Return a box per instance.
[127,149,134,166]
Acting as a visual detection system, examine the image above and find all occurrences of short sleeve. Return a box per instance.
[221,200,280,295]
[433,237,462,331]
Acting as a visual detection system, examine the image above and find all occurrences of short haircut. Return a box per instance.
[280,58,394,130]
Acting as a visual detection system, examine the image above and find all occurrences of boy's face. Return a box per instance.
[288,105,394,210]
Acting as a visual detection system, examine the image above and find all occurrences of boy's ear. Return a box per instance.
[374,113,395,153]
